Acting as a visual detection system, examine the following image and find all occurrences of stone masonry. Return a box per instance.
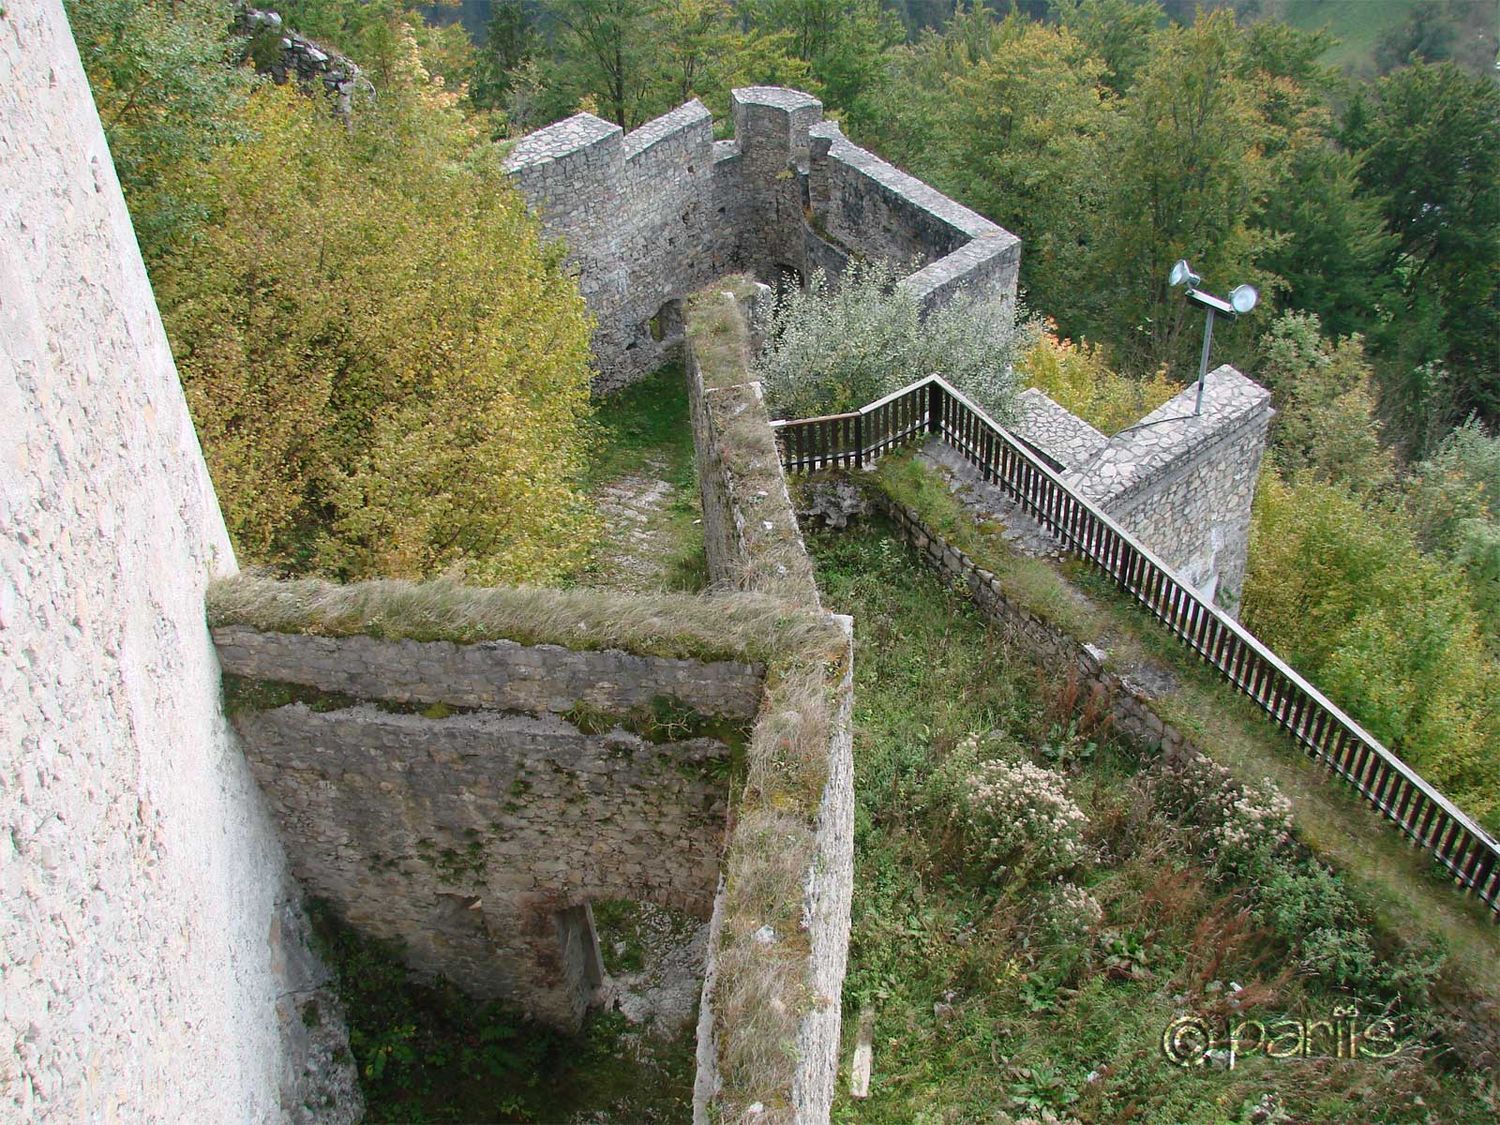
[505,87,1021,390]
[1062,366,1272,609]
[1008,367,1272,611]
[2,3,356,1119]
[215,627,763,1029]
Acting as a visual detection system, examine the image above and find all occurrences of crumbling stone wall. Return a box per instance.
[505,87,1021,390]
[1,4,355,1119]
[236,6,362,118]
[215,627,762,1028]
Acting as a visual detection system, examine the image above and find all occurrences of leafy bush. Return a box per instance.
[1017,324,1177,435]
[1407,419,1500,642]
[1245,470,1500,829]
[1254,311,1391,487]
[152,48,598,584]
[754,260,1034,422]
[929,733,1089,886]
[1147,750,1293,880]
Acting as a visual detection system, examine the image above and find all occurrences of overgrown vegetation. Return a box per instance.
[207,572,840,665]
[871,450,1500,1001]
[754,260,1033,423]
[687,282,823,604]
[70,0,598,584]
[808,520,1499,1122]
[1017,324,1179,435]
[306,900,696,1122]
[681,283,849,1118]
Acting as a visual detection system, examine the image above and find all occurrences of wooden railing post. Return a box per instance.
[854,410,864,467]
[927,379,941,435]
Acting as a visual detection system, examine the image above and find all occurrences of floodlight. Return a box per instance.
[1169,264,1258,415]
[1229,284,1258,314]
[1169,259,1200,289]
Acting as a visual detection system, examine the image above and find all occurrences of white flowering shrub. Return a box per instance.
[932,734,1089,886]
[753,260,1036,422]
[1151,751,1293,876]
[1035,881,1103,946]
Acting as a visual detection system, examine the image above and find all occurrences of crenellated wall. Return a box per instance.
[505,87,1022,390]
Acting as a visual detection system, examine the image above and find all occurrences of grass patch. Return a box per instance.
[307,900,695,1123]
[1269,0,1417,74]
[808,523,1499,1122]
[872,451,1107,641]
[867,453,1500,1001]
[576,362,708,593]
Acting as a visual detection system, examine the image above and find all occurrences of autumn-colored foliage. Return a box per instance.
[1017,326,1176,436]
[147,40,597,583]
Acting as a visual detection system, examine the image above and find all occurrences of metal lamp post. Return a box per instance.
[1169,260,1258,415]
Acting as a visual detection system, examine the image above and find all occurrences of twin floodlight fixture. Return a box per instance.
[1169,259,1258,415]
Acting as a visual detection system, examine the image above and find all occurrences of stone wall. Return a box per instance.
[684,289,855,1124]
[1011,367,1272,611]
[505,87,1021,390]
[685,284,822,606]
[215,626,761,1028]
[212,625,763,719]
[875,493,1240,773]
[1,3,354,1119]
[236,6,362,119]
[1061,366,1272,609]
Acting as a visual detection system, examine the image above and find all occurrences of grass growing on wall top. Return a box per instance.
[207,572,841,666]
[686,280,756,393]
[685,280,822,608]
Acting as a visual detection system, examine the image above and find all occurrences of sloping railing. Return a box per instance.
[771,374,1500,918]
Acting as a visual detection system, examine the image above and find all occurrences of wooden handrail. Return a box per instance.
[773,375,1500,916]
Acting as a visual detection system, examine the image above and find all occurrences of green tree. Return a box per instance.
[1254,311,1390,487]
[933,17,1112,331]
[1091,11,1270,376]
[65,0,250,261]
[1406,420,1500,642]
[1245,471,1499,829]
[1256,143,1394,339]
[1052,0,1162,94]
[747,0,903,122]
[1354,62,1500,437]
[543,0,666,127]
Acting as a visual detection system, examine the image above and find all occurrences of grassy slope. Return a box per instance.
[871,453,1500,991]
[1271,0,1417,73]
[809,522,1497,1122]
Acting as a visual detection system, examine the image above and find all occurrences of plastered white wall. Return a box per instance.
[1,2,307,1118]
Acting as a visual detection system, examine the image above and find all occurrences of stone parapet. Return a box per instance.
[212,625,764,721]
[504,88,1023,389]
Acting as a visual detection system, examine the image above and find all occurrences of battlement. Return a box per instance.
[504,88,1023,390]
